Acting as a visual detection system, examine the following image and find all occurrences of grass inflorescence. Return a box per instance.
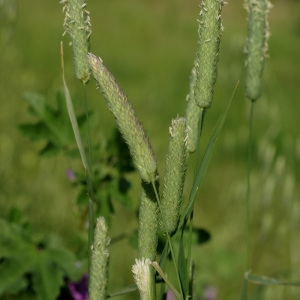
[11,0,300,299]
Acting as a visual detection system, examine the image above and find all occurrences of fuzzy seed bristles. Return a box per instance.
[138,181,159,261]
[160,117,188,235]
[89,217,110,300]
[194,0,225,109]
[88,53,158,183]
[132,258,154,300]
[186,65,203,153]
[61,0,91,83]
[244,0,272,101]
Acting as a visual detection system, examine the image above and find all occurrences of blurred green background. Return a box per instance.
[1,0,300,299]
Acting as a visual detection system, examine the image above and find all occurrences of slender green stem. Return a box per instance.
[246,101,254,271]
[151,179,184,300]
[193,108,205,170]
[186,109,203,296]
[83,83,93,168]
[186,211,193,295]
[61,42,95,275]
[82,82,96,275]
[151,262,181,300]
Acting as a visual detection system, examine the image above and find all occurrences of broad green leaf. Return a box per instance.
[0,218,80,298]
[23,91,71,147]
[0,255,34,294]
[19,90,94,157]
[32,251,64,300]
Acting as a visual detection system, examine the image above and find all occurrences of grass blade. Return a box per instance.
[60,41,95,274]
[245,271,300,287]
[177,237,188,298]
[60,42,91,177]
[151,262,181,300]
[108,285,138,298]
[180,82,239,226]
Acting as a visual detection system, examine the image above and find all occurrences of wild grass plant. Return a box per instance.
[1,0,300,299]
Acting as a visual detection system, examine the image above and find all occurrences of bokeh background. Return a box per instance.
[1,0,300,299]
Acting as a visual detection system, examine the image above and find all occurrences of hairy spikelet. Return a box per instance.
[89,217,110,300]
[132,258,155,300]
[244,0,272,101]
[87,53,158,183]
[61,0,91,83]
[185,65,204,153]
[194,0,225,108]
[160,117,187,235]
[138,181,159,261]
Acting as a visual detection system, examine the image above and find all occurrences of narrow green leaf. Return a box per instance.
[241,276,248,300]
[158,242,169,300]
[61,41,95,274]
[151,262,181,300]
[178,238,188,298]
[61,69,90,177]
[108,284,138,298]
[180,82,239,225]
[245,271,300,287]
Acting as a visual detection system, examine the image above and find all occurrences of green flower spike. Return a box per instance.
[160,117,188,235]
[138,181,159,262]
[89,217,110,300]
[244,0,272,101]
[87,53,158,183]
[61,0,91,83]
[185,65,204,153]
[194,0,225,109]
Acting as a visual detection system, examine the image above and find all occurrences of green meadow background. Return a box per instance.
[1,0,300,299]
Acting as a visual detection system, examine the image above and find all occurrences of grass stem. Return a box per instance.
[245,101,254,271]
[151,179,184,300]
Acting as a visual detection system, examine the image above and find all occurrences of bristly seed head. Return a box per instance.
[60,0,91,83]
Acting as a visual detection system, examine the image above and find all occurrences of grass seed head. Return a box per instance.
[61,0,91,83]
[87,53,158,183]
[186,64,203,153]
[89,217,110,300]
[194,0,225,109]
[160,117,188,235]
[132,258,153,300]
[138,181,159,261]
[244,0,272,101]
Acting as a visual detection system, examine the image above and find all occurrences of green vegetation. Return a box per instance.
[1,0,300,299]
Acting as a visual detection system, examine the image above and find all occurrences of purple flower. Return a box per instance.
[166,288,176,300]
[68,273,88,300]
[203,285,217,300]
[66,169,76,182]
